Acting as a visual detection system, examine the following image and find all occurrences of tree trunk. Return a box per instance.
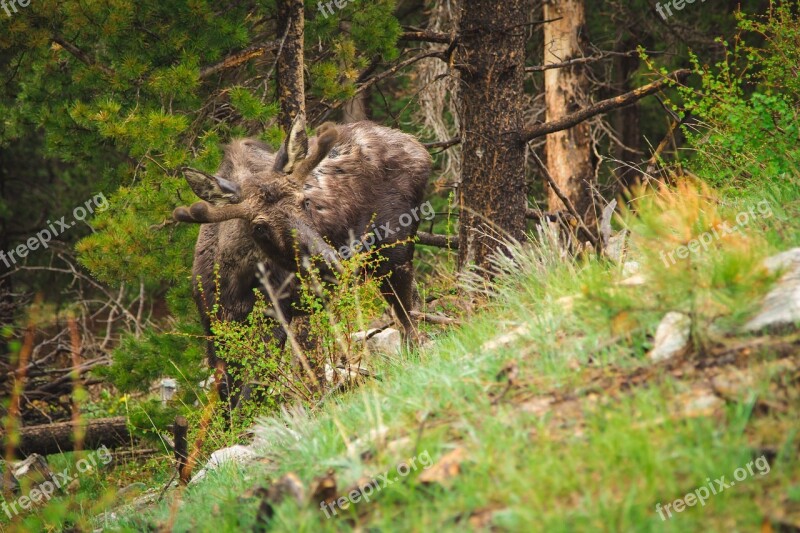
[276,0,306,131]
[3,417,132,457]
[542,0,596,230]
[612,38,642,188]
[456,0,528,272]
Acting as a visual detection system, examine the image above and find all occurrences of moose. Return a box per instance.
[173,114,432,409]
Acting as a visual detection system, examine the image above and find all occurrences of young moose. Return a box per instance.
[173,115,432,409]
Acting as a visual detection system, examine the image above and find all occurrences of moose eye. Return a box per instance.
[253,224,270,239]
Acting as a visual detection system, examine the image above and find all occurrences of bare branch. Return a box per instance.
[417,231,458,249]
[52,35,114,77]
[423,137,461,150]
[521,69,691,143]
[525,49,662,72]
[199,41,281,79]
[409,310,460,325]
[399,30,453,44]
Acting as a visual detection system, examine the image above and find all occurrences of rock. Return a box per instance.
[324,363,369,385]
[622,261,640,277]
[370,328,402,353]
[352,327,402,354]
[761,248,800,274]
[745,248,800,332]
[190,445,259,484]
[648,312,692,362]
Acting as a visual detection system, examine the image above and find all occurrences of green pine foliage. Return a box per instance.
[0,1,402,395]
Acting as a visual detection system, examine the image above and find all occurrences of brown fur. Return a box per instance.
[177,121,432,408]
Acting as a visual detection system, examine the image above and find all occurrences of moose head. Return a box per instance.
[173,113,342,272]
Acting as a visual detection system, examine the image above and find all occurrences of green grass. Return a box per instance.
[6,177,800,532]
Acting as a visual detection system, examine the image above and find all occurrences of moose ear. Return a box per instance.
[274,112,309,174]
[182,167,242,205]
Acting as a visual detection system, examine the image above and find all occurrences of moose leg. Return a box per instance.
[380,260,420,345]
[210,355,248,422]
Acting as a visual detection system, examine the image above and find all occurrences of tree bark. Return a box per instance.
[276,0,306,131]
[456,0,528,272]
[174,415,189,484]
[612,38,642,187]
[2,417,132,457]
[542,0,596,230]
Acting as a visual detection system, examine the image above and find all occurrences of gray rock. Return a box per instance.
[745,248,800,332]
[648,312,692,362]
[761,248,800,274]
[352,327,402,354]
[190,445,259,484]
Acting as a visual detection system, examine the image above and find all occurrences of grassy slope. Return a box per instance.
[100,180,800,532]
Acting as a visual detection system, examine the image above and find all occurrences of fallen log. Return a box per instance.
[1,416,133,457]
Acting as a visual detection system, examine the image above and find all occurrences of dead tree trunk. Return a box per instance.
[3,417,132,457]
[542,0,596,231]
[276,0,306,130]
[456,0,528,272]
